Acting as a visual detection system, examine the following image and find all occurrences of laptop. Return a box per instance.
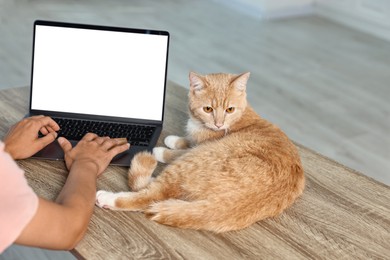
[28,20,170,166]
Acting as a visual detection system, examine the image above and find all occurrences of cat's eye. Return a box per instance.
[226,107,235,113]
[203,106,213,113]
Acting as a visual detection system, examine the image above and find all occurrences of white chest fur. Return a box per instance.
[186,117,203,136]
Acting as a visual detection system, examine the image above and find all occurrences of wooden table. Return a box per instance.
[1,82,389,259]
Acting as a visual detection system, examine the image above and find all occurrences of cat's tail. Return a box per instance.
[128,151,157,191]
[144,199,256,233]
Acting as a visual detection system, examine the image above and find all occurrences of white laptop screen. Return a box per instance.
[31,23,169,121]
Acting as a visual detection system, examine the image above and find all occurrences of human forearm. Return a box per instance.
[56,160,98,207]
[15,161,99,250]
[15,134,128,250]
[54,161,99,246]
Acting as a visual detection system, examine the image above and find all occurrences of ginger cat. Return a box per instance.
[96,72,305,233]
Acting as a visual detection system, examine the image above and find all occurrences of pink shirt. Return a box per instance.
[0,141,38,253]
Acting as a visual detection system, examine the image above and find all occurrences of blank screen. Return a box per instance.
[31,24,168,121]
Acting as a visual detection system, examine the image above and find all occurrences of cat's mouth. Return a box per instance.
[206,123,228,132]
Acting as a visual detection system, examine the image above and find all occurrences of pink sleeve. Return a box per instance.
[0,141,39,253]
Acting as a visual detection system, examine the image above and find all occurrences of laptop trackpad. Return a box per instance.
[32,140,67,160]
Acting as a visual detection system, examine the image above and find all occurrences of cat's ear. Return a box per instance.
[232,72,250,92]
[189,72,204,91]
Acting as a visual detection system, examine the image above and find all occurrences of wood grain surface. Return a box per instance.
[0,83,389,259]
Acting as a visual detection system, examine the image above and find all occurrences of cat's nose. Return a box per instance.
[215,123,224,128]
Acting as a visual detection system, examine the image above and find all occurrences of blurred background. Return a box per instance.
[0,1,389,258]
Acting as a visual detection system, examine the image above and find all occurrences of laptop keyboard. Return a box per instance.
[50,117,156,146]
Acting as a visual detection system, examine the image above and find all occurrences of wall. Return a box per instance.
[213,0,314,19]
[315,0,390,42]
[216,0,390,41]
[255,0,314,19]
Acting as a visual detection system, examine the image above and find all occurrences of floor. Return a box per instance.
[0,0,389,259]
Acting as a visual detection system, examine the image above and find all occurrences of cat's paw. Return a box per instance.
[153,147,168,163]
[164,135,182,149]
[96,190,120,210]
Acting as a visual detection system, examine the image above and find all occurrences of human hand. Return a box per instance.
[3,115,60,159]
[58,133,130,176]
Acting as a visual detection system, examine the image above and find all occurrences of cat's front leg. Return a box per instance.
[153,135,190,163]
[164,135,190,150]
[96,190,132,211]
[153,147,186,163]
